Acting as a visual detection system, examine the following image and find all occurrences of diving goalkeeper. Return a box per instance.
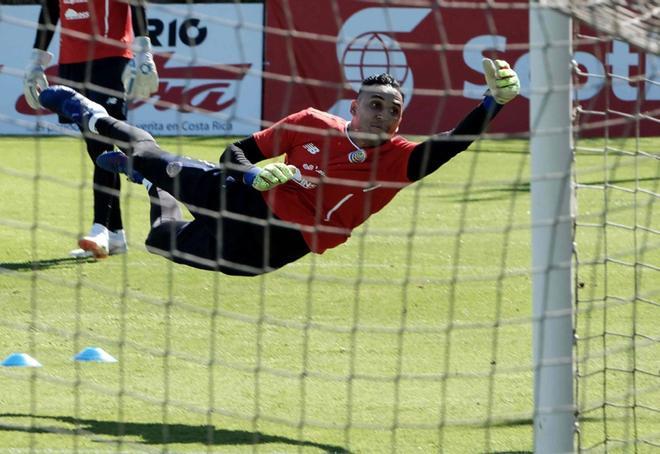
[36,59,520,276]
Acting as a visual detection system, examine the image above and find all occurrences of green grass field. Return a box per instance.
[0,135,658,453]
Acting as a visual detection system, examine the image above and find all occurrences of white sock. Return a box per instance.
[88,112,110,134]
[142,178,153,192]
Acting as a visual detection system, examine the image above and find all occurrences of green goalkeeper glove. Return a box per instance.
[248,163,298,191]
[482,58,520,105]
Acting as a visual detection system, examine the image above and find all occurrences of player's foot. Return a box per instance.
[69,248,94,259]
[38,85,107,131]
[96,151,144,184]
[76,223,110,259]
[109,229,128,255]
[69,229,126,258]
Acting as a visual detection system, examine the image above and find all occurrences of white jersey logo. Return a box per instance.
[64,8,90,20]
[291,167,317,189]
[292,166,325,189]
[303,143,320,154]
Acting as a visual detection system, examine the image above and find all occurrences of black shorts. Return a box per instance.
[57,56,130,123]
[140,158,311,275]
[145,203,310,275]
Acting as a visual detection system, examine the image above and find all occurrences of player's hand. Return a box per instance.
[122,36,159,99]
[482,58,520,105]
[23,48,53,109]
[251,163,298,191]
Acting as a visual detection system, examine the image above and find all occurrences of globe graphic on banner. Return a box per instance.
[341,32,410,87]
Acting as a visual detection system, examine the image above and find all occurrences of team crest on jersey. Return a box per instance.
[303,143,320,154]
[348,149,366,164]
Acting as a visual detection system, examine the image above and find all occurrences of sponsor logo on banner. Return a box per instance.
[329,7,431,118]
[263,1,659,136]
[2,4,263,136]
[129,54,251,114]
[15,54,251,117]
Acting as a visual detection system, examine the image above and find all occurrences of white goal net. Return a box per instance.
[0,0,657,452]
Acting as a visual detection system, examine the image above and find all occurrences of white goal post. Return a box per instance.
[529,2,574,452]
[531,0,659,451]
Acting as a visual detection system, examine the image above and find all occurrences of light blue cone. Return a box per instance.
[73,347,117,363]
[1,353,42,367]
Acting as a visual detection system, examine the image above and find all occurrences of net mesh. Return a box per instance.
[0,0,657,452]
[541,0,660,54]
[572,16,660,450]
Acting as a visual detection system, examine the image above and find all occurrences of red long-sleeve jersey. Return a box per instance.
[253,108,417,253]
[57,0,133,63]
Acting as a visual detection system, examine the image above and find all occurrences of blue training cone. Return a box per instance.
[1,352,42,367]
[73,347,117,363]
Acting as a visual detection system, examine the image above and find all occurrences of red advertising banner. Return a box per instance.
[263,0,659,137]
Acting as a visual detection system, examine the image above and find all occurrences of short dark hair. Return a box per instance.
[358,73,404,101]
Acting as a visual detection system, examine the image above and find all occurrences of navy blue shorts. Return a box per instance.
[57,56,130,123]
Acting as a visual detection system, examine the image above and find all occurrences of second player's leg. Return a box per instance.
[85,138,123,231]
[53,58,130,257]
[83,58,130,253]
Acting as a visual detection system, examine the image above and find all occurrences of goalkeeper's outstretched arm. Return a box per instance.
[406,96,502,181]
[406,58,520,181]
